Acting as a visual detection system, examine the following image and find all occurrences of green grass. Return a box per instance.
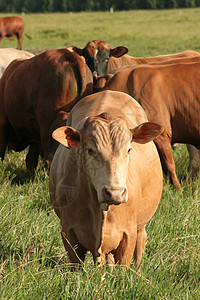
[0,147,199,299]
[0,9,200,300]
[1,8,200,55]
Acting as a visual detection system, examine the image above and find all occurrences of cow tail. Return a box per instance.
[25,33,32,39]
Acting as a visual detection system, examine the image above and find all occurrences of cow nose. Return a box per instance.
[102,187,128,205]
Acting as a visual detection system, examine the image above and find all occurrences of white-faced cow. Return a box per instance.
[70,39,200,75]
[49,90,163,269]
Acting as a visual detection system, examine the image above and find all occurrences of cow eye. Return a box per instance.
[128,148,132,154]
[88,148,94,155]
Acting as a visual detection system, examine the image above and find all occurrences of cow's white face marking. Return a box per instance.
[82,115,131,207]
[95,49,110,76]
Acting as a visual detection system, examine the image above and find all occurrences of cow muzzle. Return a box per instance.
[102,186,128,206]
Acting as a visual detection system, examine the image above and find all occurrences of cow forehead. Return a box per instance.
[86,40,110,50]
[85,40,110,59]
[82,115,131,153]
[97,48,110,61]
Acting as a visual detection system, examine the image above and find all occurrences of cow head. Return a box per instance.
[68,40,128,76]
[93,74,114,92]
[52,113,162,210]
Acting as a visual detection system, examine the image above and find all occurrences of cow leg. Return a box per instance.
[187,144,200,179]
[61,228,87,270]
[25,142,41,171]
[16,33,22,50]
[0,118,10,161]
[133,226,147,272]
[154,130,182,190]
[113,231,137,267]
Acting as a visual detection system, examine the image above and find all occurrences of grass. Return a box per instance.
[1,8,200,55]
[0,8,200,300]
[0,147,199,299]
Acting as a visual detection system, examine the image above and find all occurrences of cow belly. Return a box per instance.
[128,142,163,228]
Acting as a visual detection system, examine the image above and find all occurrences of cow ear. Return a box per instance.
[110,46,128,58]
[52,126,80,149]
[67,46,84,57]
[131,122,163,144]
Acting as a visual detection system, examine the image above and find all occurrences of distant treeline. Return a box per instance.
[1,0,200,13]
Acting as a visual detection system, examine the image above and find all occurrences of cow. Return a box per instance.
[0,48,93,171]
[0,16,25,50]
[95,61,200,190]
[49,90,163,270]
[0,48,34,77]
[93,56,200,91]
[105,49,200,75]
[70,39,200,75]
[94,56,200,181]
[69,40,128,75]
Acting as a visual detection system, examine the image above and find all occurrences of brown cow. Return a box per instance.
[49,90,163,269]
[70,40,200,75]
[94,56,200,91]
[69,40,128,75]
[97,61,200,190]
[94,56,200,180]
[0,17,24,50]
[0,48,93,170]
[105,50,200,75]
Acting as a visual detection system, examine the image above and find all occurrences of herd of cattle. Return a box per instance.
[0,16,199,269]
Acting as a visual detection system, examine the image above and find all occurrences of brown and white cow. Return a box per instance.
[49,90,163,269]
[0,48,93,170]
[69,40,128,75]
[0,48,34,77]
[0,16,24,50]
[70,39,200,75]
[96,61,200,190]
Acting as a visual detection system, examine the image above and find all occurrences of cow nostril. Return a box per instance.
[122,188,127,197]
[104,188,112,199]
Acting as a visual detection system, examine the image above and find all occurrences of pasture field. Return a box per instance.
[0,8,200,300]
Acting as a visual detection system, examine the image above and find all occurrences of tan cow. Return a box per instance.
[0,48,93,170]
[70,39,200,75]
[96,61,200,189]
[49,90,163,269]
[0,48,34,77]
